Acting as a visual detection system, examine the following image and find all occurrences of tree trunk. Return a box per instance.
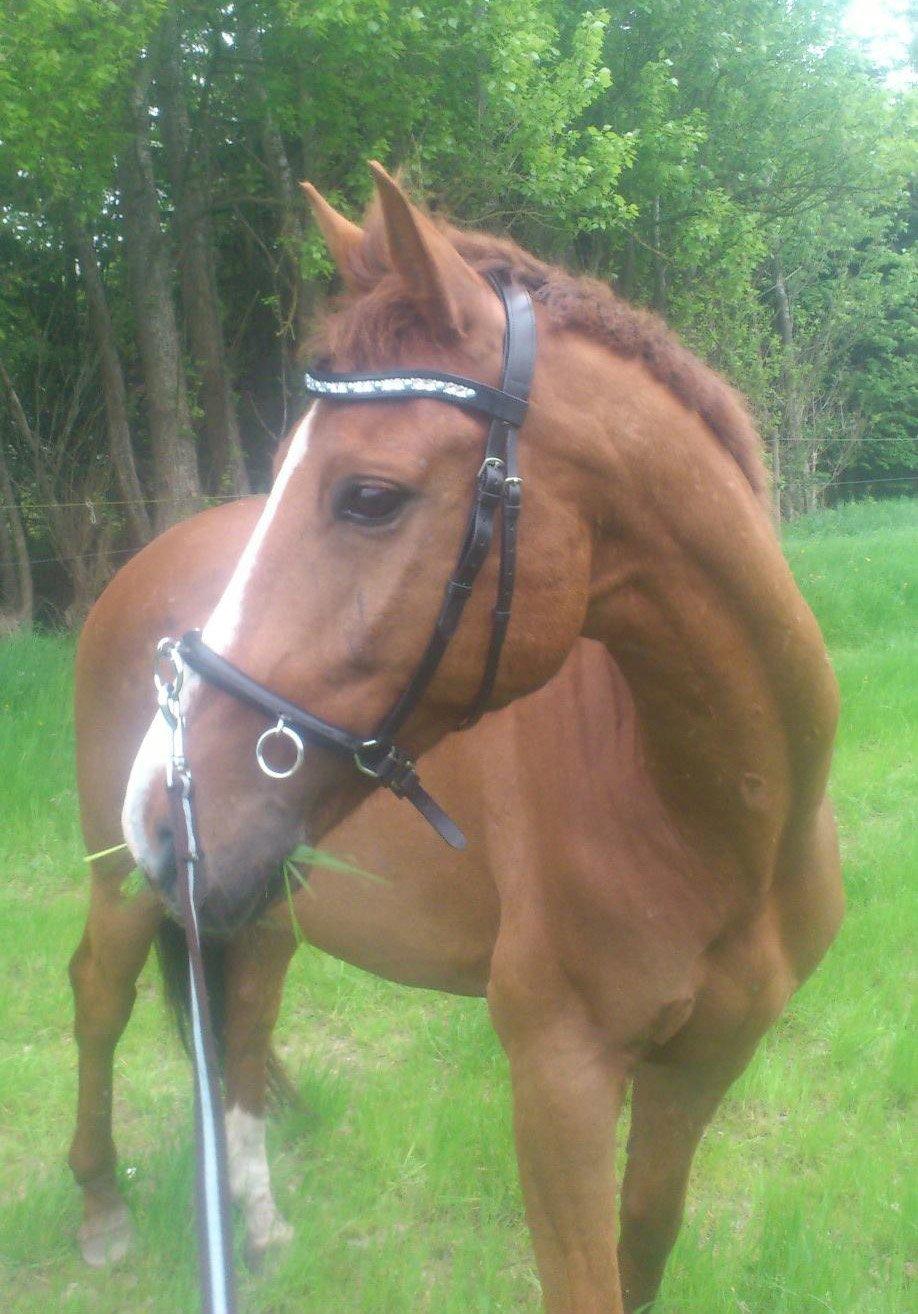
[0,431,33,632]
[119,55,201,532]
[621,234,636,299]
[0,357,60,531]
[772,254,806,519]
[652,197,667,312]
[70,221,153,547]
[236,18,314,355]
[769,432,782,527]
[0,357,110,625]
[156,16,250,496]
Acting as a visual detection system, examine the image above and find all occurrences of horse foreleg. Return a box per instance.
[617,1056,742,1312]
[68,871,162,1266]
[489,968,629,1314]
[617,896,808,1311]
[223,917,297,1268]
[618,970,785,1312]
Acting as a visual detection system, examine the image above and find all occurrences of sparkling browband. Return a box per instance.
[305,370,475,401]
[303,367,529,426]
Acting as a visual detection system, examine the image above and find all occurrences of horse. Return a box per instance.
[70,162,843,1312]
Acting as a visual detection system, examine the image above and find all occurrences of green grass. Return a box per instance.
[0,498,915,1312]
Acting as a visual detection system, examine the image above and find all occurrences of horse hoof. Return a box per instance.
[244,1215,294,1271]
[78,1202,134,1268]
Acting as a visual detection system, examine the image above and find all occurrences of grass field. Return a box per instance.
[0,498,915,1313]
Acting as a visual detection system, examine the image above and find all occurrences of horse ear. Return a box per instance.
[367,160,486,339]
[300,181,364,290]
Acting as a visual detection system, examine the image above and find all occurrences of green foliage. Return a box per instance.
[258,0,632,246]
[0,0,165,204]
[0,0,914,618]
[579,0,915,510]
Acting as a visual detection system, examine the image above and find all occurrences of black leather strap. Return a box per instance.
[355,742,466,850]
[180,630,365,758]
[459,279,534,726]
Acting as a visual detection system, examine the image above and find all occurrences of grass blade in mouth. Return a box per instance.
[280,845,388,944]
[83,841,130,863]
[84,843,145,896]
[281,861,307,945]
[84,843,385,949]
[286,843,387,884]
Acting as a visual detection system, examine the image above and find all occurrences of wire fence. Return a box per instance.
[3,475,916,575]
[1,491,264,572]
[0,492,251,513]
[821,474,918,488]
[3,472,916,521]
[20,546,140,569]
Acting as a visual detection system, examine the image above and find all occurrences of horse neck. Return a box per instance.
[571,355,838,876]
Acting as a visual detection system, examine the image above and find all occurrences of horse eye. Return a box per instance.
[335,480,411,525]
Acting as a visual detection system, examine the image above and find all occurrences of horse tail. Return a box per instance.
[266,1049,301,1111]
[155,920,300,1111]
[154,919,228,1072]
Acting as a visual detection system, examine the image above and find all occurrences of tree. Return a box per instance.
[69,221,153,548]
[156,8,250,495]
[119,49,203,532]
[0,435,33,634]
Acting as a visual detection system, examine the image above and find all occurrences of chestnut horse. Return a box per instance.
[71,164,843,1312]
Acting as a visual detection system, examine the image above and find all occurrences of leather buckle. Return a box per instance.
[477,455,504,481]
[354,741,415,792]
[478,458,505,505]
[354,739,387,778]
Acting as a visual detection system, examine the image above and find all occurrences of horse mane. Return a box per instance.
[314,205,769,505]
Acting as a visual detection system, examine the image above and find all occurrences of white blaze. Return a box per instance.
[120,407,318,867]
[203,406,317,655]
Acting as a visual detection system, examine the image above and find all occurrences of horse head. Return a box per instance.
[123,164,595,931]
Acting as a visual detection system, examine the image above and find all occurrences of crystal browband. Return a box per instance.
[304,370,475,401]
[303,367,529,426]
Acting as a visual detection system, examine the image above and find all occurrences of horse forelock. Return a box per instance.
[309,204,768,506]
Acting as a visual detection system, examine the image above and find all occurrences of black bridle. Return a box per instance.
[171,274,536,852]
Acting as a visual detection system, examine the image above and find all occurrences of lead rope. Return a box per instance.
[155,640,237,1314]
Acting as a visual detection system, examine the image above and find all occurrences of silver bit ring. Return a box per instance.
[255,718,305,780]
